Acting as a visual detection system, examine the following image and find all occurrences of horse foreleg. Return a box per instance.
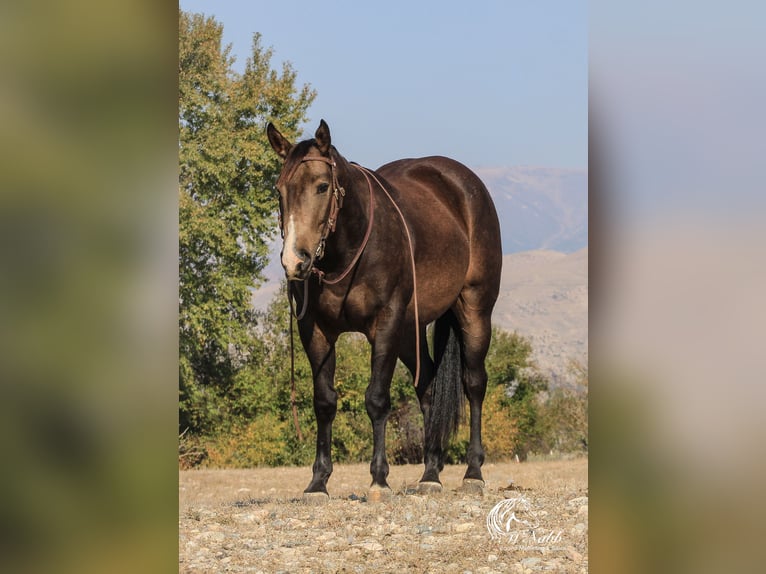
[300,322,338,498]
[365,326,402,493]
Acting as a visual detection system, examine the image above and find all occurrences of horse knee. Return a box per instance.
[365,388,390,419]
[314,388,338,420]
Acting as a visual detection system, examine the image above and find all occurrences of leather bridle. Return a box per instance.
[277,154,346,264]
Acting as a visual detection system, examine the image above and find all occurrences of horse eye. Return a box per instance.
[317,182,330,194]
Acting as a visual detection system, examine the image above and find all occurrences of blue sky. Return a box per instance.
[589,0,766,219]
[179,0,587,169]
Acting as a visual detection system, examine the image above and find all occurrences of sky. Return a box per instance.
[589,0,766,220]
[179,0,587,169]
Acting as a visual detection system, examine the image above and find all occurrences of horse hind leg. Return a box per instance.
[415,312,464,493]
[454,297,493,493]
[396,326,441,492]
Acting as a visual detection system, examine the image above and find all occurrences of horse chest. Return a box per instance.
[315,282,399,334]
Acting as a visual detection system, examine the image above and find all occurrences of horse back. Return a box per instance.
[376,156,501,255]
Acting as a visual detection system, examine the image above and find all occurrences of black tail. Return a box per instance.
[428,310,465,450]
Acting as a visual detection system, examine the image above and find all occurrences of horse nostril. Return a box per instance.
[296,249,312,270]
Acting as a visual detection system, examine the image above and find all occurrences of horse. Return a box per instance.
[266,120,502,500]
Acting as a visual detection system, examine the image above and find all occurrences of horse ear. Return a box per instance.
[315,119,331,155]
[267,122,293,159]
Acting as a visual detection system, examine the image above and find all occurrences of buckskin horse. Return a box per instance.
[267,120,502,500]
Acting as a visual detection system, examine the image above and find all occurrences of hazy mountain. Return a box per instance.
[476,166,587,254]
[493,248,588,385]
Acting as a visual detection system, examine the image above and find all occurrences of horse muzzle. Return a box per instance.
[282,246,313,281]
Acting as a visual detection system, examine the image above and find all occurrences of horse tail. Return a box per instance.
[428,309,465,451]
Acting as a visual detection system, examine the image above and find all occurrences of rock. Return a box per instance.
[198,531,225,543]
[417,481,443,494]
[302,491,330,505]
[356,541,383,552]
[567,496,588,507]
[571,522,587,535]
[521,557,541,568]
[460,478,486,495]
[368,485,393,503]
[453,522,474,533]
[566,545,584,562]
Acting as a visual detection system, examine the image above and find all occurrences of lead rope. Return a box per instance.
[353,165,421,388]
[287,288,304,442]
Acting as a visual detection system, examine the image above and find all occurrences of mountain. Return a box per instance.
[493,248,588,385]
[475,166,587,254]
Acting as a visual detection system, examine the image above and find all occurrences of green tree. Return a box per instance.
[178,10,315,433]
[540,360,588,453]
[482,328,549,460]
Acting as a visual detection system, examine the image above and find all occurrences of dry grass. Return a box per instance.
[180,458,587,573]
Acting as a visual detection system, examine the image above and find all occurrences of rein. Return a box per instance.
[281,155,423,438]
[351,164,422,389]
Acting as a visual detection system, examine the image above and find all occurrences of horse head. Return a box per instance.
[267,120,343,281]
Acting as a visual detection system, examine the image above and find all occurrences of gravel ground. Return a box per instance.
[179,458,587,573]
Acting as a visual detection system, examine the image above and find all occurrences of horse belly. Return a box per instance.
[410,231,470,324]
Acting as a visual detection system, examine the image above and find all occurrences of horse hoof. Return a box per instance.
[367,485,393,503]
[460,478,486,495]
[302,491,330,504]
[417,481,443,495]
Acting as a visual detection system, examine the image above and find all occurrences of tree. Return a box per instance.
[541,360,588,453]
[482,328,549,460]
[178,10,316,433]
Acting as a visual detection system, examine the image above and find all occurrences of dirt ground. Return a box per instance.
[179,457,588,573]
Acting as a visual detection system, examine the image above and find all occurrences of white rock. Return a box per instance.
[568,496,588,506]
[356,541,383,552]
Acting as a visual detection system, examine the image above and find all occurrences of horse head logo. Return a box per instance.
[486,496,541,539]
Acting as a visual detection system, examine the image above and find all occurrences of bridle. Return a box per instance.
[276,153,375,290]
[276,154,346,264]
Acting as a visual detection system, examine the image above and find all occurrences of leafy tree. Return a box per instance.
[178,10,315,433]
[540,360,588,453]
[482,328,549,460]
[486,328,535,387]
